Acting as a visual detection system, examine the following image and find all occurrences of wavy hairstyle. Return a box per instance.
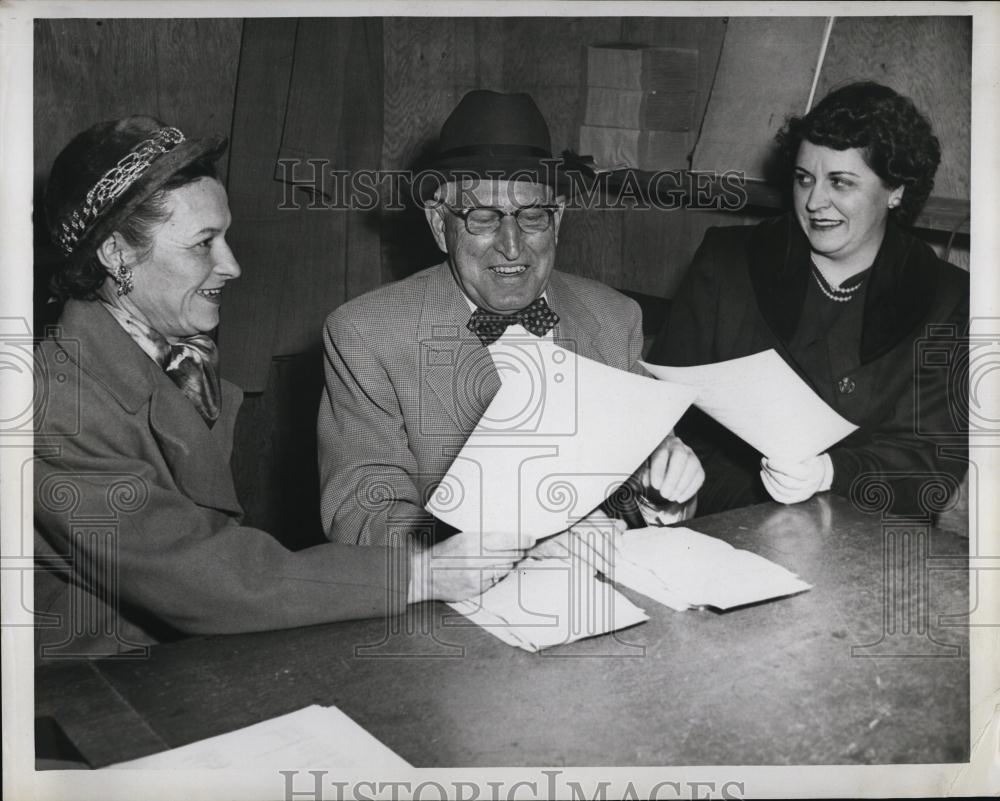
[776,82,941,226]
[49,160,219,300]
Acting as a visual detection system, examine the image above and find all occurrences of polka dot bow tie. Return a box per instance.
[467,296,560,346]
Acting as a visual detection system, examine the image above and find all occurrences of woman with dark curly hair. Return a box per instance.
[34,116,520,657]
[648,81,968,515]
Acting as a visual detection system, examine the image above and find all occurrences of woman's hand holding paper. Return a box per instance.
[407,529,524,603]
[760,455,834,504]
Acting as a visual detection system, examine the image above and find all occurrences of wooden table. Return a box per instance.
[35,495,969,767]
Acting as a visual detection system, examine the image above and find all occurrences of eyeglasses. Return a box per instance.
[442,204,560,236]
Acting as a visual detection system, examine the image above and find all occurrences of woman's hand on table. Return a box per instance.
[407,529,524,604]
[527,511,626,575]
[639,434,705,505]
[760,454,834,504]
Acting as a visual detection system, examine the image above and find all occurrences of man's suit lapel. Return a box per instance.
[417,263,501,434]
[547,271,602,361]
[62,300,242,516]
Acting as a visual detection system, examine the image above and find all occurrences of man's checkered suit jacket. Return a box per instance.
[318,261,644,545]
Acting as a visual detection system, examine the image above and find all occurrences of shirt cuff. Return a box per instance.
[818,453,834,493]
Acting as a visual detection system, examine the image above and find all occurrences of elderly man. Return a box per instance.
[318,91,703,572]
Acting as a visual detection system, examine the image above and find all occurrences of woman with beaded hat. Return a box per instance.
[648,82,969,516]
[34,116,521,658]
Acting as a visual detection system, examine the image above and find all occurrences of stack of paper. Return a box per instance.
[448,552,648,653]
[106,705,411,769]
[581,44,699,171]
[610,526,812,610]
[448,522,811,651]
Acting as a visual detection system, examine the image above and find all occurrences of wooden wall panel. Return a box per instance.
[816,16,971,201]
[618,17,730,299]
[222,18,384,391]
[692,17,830,180]
[501,17,622,153]
[34,18,242,188]
[381,18,488,282]
[216,19,299,391]
[230,351,327,548]
[620,17,727,144]
[501,18,624,292]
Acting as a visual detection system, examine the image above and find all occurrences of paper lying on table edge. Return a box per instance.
[427,326,698,542]
[105,704,411,770]
[641,349,858,462]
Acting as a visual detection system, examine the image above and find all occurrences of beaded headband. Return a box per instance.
[54,126,185,256]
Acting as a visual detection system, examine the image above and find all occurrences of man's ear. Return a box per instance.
[424,203,449,253]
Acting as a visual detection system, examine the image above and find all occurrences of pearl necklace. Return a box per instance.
[811,262,866,303]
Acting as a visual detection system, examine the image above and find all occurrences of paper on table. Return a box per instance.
[427,326,698,542]
[448,554,649,653]
[106,704,411,770]
[611,526,812,610]
[640,350,857,462]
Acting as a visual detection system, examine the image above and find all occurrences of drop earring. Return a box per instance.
[114,255,133,297]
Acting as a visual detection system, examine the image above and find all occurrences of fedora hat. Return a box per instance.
[45,115,227,263]
[414,90,566,202]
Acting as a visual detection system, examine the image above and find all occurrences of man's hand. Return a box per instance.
[407,529,524,603]
[760,454,833,504]
[639,433,705,504]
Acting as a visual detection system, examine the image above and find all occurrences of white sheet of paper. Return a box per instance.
[105,704,411,770]
[640,350,858,462]
[427,326,698,542]
[448,555,649,653]
[611,526,812,610]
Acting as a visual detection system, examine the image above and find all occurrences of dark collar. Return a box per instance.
[747,214,941,364]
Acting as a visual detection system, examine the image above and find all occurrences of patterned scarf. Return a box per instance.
[101,302,221,427]
[467,296,560,346]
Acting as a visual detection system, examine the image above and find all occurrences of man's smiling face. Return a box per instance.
[426,179,564,314]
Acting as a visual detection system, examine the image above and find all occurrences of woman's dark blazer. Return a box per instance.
[649,214,969,516]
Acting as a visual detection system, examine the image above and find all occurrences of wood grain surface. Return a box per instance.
[817,16,971,202]
[222,18,384,391]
